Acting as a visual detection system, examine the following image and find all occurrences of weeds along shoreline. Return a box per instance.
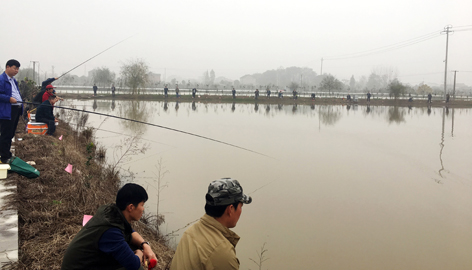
[1,109,174,270]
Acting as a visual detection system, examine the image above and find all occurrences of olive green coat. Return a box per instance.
[170,214,240,270]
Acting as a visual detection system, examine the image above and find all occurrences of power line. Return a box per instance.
[397,72,443,78]
[453,24,472,29]
[453,29,472,32]
[323,29,442,60]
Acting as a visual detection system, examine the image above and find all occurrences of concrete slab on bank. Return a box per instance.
[0,177,18,266]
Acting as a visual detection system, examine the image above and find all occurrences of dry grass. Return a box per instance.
[1,119,173,270]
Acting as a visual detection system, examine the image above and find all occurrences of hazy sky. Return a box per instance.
[2,0,471,86]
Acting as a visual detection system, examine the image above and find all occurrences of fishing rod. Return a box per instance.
[19,101,270,157]
[57,35,135,79]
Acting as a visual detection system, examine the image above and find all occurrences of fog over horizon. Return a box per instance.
[2,0,471,87]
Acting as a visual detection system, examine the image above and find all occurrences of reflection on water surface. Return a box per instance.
[65,99,472,270]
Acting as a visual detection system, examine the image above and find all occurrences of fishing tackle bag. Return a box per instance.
[9,156,40,178]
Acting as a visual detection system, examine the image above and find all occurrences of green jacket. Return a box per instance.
[170,214,240,270]
[61,204,144,270]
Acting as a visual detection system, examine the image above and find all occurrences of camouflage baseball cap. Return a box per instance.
[205,178,252,206]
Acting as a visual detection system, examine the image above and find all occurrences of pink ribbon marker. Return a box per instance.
[65,164,73,174]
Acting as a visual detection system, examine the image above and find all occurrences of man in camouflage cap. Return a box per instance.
[170,178,252,270]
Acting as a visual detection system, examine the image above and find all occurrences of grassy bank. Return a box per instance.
[1,116,174,269]
[59,93,472,108]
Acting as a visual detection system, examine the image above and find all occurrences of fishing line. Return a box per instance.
[20,101,270,157]
[67,122,176,147]
[248,180,277,195]
[57,35,135,79]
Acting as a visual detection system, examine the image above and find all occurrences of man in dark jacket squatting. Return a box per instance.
[61,183,157,270]
[35,95,58,136]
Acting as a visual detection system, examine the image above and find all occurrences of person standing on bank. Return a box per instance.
[232,87,236,99]
[61,183,157,270]
[111,84,116,97]
[164,85,168,98]
[175,86,180,98]
[93,84,98,96]
[170,178,252,270]
[255,89,259,100]
[36,95,59,136]
[192,88,197,98]
[0,60,22,164]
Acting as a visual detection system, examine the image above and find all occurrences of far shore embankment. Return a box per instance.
[59,93,472,109]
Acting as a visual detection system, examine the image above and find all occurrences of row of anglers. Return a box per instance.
[83,84,452,102]
[90,84,372,100]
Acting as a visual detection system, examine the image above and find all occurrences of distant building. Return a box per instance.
[148,72,161,85]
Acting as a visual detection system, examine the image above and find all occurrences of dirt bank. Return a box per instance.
[59,93,472,109]
[1,119,174,270]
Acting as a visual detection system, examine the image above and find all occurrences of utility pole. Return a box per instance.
[441,25,453,99]
[31,61,39,85]
[320,58,323,75]
[452,70,457,99]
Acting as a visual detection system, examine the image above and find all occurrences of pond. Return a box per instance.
[62,99,472,270]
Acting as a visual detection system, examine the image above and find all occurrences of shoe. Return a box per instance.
[0,158,11,164]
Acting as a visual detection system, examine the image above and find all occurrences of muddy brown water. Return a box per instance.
[63,99,472,270]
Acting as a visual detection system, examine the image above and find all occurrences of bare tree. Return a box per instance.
[288,82,299,91]
[90,67,115,87]
[388,79,406,99]
[319,74,343,94]
[153,158,169,218]
[417,84,433,95]
[249,242,269,270]
[120,59,149,95]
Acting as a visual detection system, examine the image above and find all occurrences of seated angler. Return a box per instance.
[42,85,55,102]
[171,178,252,270]
[35,95,59,136]
[61,183,157,270]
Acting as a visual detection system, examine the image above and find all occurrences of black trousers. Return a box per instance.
[36,118,56,135]
[0,105,21,162]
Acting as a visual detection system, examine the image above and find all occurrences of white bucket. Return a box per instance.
[0,164,10,179]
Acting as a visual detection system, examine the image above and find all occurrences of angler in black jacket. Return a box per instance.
[35,95,58,135]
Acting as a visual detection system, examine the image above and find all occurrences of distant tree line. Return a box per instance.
[10,61,471,97]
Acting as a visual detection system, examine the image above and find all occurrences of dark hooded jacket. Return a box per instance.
[61,204,143,270]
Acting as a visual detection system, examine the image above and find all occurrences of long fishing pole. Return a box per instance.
[19,101,270,157]
[57,35,135,79]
